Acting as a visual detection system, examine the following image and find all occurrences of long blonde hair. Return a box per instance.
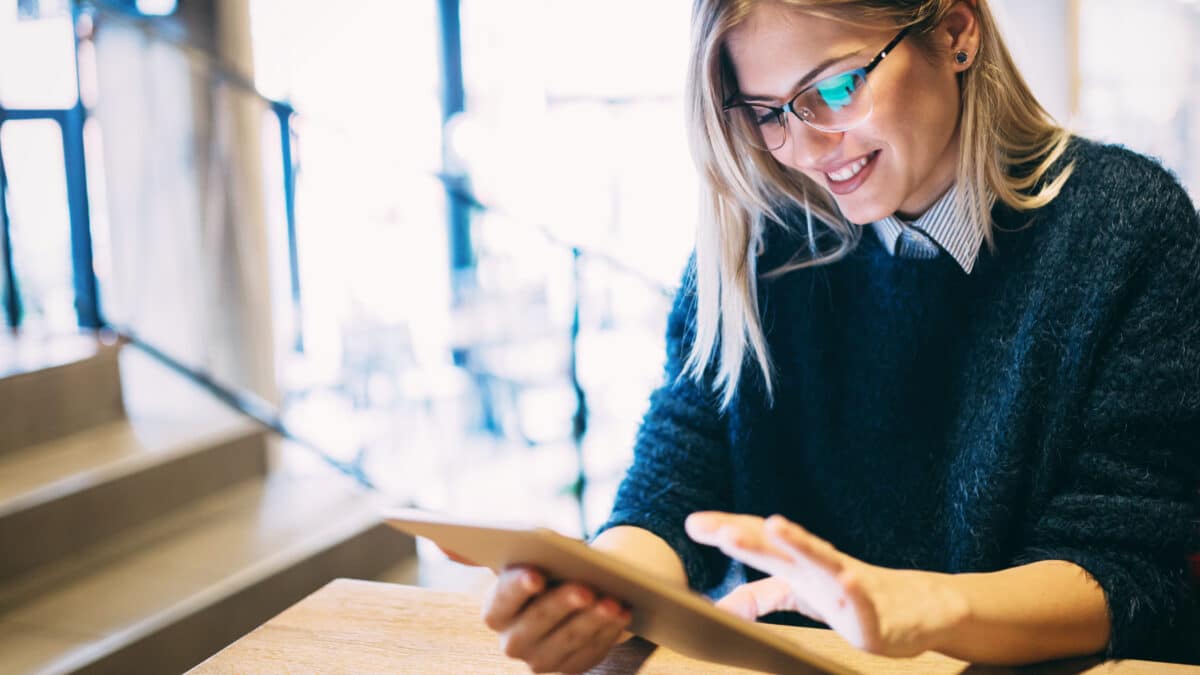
[684,0,1075,410]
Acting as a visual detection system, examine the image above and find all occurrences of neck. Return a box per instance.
[895,128,960,220]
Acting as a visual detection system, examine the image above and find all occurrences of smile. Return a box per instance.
[822,150,881,195]
[826,156,871,181]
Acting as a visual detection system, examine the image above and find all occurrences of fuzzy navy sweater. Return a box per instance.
[597,138,1200,663]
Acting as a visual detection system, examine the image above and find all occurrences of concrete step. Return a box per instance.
[0,336,125,457]
[0,420,268,584]
[0,469,415,675]
[0,346,270,583]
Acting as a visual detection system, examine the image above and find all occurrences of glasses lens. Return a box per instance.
[796,69,872,132]
[728,104,788,151]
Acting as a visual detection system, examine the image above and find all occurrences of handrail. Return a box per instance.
[33,2,679,535]
[85,0,281,110]
[113,326,377,489]
[84,0,675,299]
[0,134,19,329]
[435,174,675,299]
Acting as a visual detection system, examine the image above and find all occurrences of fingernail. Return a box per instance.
[522,573,540,592]
[569,589,589,606]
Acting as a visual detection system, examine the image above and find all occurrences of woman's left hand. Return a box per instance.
[685,512,970,658]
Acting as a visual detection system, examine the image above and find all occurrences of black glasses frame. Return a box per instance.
[722,26,912,129]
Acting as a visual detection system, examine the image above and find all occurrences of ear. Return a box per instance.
[938,1,981,72]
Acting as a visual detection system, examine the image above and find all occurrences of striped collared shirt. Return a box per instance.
[870,183,986,274]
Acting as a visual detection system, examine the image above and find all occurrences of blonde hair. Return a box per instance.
[683,0,1075,410]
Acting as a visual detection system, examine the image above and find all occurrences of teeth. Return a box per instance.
[825,155,871,182]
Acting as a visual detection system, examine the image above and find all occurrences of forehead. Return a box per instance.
[724,3,883,100]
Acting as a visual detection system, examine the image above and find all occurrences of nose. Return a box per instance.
[775,120,844,172]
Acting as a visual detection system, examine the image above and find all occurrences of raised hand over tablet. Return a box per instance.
[481,566,632,673]
[686,511,969,659]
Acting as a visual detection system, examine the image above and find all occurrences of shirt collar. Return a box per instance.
[869,183,987,274]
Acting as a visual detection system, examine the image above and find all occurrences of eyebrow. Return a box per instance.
[736,47,866,103]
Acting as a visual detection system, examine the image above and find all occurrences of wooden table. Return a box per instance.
[190,578,1198,674]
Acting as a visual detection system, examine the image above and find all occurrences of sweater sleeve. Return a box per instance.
[591,255,734,593]
[1013,179,1200,662]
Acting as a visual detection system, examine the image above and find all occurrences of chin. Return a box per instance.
[833,198,893,226]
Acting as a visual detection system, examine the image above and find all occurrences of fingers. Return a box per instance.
[499,582,594,659]
[688,512,847,581]
[482,566,545,631]
[833,567,876,651]
[716,575,827,623]
[686,511,767,544]
[482,568,632,672]
[716,575,789,620]
[764,515,845,575]
[536,598,633,674]
[686,512,795,566]
[688,514,804,581]
[555,619,630,674]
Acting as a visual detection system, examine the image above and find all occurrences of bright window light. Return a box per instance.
[135,0,176,16]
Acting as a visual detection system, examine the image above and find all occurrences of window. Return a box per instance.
[0,0,78,109]
[0,120,77,333]
[1075,0,1199,199]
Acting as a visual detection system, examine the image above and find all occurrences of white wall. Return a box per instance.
[992,0,1075,124]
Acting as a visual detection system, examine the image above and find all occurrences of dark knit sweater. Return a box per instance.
[597,138,1200,663]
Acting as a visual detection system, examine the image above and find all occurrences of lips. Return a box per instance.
[825,155,871,181]
[822,150,880,196]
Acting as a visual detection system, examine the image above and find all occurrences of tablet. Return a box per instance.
[384,508,860,675]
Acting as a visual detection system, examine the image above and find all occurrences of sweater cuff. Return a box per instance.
[592,509,729,594]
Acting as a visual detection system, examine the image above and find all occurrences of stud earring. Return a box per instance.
[955,50,970,65]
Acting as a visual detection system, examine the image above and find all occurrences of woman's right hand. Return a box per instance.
[481,565,633,673]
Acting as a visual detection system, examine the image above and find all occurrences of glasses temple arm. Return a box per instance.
[863,25,912,75]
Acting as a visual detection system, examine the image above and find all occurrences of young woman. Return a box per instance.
[478,1,1200,671]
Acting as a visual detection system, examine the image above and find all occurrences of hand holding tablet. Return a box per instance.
[385,508,860,674]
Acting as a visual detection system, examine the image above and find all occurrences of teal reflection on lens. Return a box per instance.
[816,71,859,112]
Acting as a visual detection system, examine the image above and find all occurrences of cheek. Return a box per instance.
[768,147,822,182]
[869,70,959,174]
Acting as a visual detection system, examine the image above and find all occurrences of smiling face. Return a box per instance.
[725,3,969,224]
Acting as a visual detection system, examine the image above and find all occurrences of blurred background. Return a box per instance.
[0,1,1197,672]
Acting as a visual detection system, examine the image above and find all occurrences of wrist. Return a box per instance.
[926,572,972,655]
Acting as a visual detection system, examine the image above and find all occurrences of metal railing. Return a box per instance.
[0,3,100,330]
[0,0,676,537]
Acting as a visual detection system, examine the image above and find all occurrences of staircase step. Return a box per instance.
[0,346,271,583]
[0,422,268,583]
[0,336,125,456]
[0,469,415,675]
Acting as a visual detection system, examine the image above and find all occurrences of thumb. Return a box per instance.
[716,576,797,621]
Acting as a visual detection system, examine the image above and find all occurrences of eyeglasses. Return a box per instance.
[723,27,911,151]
